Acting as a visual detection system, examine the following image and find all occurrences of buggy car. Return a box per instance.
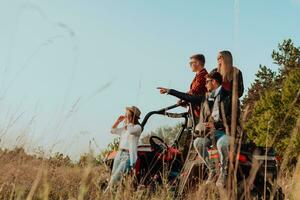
[104,104,284,199]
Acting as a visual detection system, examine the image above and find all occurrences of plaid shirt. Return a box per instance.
[188,68,208,117]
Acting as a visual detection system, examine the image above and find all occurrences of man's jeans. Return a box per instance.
[193,131,229,174]
[108,151,131,187]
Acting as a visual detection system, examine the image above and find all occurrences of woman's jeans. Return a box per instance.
[108,151,131,187]
[193,131,229,175]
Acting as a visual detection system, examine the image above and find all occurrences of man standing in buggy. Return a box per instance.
[157,71,240,187]
[107,106,142,189]
[185,54,208,119]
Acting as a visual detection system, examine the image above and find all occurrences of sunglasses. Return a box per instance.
[206,79,213,84]
[189,61,198,66]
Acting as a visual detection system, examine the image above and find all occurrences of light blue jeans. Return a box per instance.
[108,151,131,187]
[193,131,229,174]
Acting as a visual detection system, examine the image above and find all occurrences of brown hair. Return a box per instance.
[207,71,223,85]
[127,110,140,125]
[190,54,205,65]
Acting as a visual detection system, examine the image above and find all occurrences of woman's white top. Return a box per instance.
[111,123,142,166]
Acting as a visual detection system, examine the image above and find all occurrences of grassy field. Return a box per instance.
[0,145,299,200]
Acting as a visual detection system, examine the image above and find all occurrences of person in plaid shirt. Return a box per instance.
[185,54,208,118]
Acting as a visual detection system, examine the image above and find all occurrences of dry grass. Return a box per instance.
[291,155,300,200]
[0,148,108,199]
[0,147,179,200]
[0,146,299,199]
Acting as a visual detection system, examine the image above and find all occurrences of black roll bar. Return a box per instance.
[141,104,188,130]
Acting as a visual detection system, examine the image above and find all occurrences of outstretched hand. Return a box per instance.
[157,87,169,94]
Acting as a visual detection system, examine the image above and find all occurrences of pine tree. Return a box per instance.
[272,39,300,84]
[242,65,276,120]
[244,39,300,167]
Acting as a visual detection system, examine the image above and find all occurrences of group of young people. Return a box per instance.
[108,50,244,189]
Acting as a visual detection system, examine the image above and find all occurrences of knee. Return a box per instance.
[194,137,207,150]
[217,136,229,151]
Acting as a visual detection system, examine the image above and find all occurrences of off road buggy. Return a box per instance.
[104,104,284,199]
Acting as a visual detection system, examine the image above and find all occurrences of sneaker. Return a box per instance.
[205,171,217,184]
[216,172,226,187]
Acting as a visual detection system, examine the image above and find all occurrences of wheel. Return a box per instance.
[149,136,168,154]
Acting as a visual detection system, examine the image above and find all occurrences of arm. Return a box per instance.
[168,89,205,105]
[111,127,124,135]
[111,116,125,135]
[238,70,244,98]
[127,124,142,136]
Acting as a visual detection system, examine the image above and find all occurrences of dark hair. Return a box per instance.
[190,54,205,65]
[207,71,223,85]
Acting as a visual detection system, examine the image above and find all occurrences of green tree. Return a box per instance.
[242,65,276,119]
[140,124,182,145]
[244,39,300,167]
[272,39,300,79]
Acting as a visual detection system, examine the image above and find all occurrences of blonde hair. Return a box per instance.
[218,51,233,82]
[126,110,140,125]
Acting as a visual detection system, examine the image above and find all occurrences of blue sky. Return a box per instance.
[0,0,299,159]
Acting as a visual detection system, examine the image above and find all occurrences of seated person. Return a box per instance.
[107,106,142,189]
[157,71,239,187]
[213,50,244,98]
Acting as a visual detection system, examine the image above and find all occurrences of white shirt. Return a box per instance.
[111,123,142,166]
[211,86,222,122]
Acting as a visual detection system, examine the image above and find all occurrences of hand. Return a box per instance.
[177,99,183,105]
[177,99,187,107]
[112,115,126,129]
[205,122,215,129]
[157,87,169,94]
[117,115,125,122]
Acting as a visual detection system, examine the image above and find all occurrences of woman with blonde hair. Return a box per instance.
[107,106,142,189]
[215,50,244,98]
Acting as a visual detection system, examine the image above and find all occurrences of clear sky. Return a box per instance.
[0,0,299,159]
